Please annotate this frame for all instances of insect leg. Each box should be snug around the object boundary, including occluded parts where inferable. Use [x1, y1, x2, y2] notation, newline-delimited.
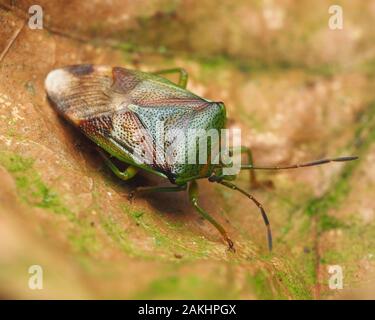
[98, 149, 138, 181]
[129, 184, 187, 201]
[188, 180, 235, 252]
[229, 146, 273, 189]
[213, 179, 272, 251]
[152, 68, 188, 89]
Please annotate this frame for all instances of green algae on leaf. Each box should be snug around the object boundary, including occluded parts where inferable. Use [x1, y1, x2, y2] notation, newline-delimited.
[0, 151, 74, 220]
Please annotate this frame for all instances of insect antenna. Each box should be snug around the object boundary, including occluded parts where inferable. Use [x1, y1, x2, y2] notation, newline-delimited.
[240, 156, 358, 170]
[216, 180, 272, 251]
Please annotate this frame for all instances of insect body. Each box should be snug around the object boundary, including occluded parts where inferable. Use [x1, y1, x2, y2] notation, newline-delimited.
[45, 64, 357, 252]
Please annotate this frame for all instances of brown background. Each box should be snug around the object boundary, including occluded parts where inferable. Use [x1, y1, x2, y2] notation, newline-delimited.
[0, 0, 374, 299]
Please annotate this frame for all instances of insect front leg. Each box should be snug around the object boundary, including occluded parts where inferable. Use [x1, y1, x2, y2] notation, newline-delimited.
[98, 149, 138, 181]
[152, 68, 188, 89]
[188, 180, 235, 252]
[229, 146, 273, 189]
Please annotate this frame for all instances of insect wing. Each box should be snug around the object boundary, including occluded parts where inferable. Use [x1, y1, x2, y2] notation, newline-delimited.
[45, 64, 158, 166]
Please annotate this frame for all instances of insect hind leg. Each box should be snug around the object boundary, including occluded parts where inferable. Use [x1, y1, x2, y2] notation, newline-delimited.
[128, 184, 187, 201]
[98, 149, 138, 181]
[152, 68, 188, 89]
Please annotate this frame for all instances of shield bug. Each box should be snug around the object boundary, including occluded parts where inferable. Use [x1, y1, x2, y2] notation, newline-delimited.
[45, 64, 357, 252]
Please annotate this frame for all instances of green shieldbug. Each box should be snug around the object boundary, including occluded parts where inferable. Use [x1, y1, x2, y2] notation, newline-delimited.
[45, 64, 357, 251]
